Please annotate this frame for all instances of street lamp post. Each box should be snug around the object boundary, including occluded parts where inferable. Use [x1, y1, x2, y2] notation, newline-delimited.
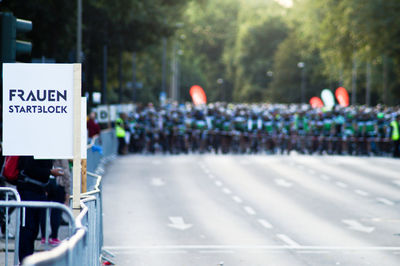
[161, 38, 167, 95]
[170, 30, 185, 103]
[297, 62, 305, 104]
[132, 52, 137, 103]
[217, 78, 224, 101]
[77, 0, 82, 63]
[170, 42, 179, 103]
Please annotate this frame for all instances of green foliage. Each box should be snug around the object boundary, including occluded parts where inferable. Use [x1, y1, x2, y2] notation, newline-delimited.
[296, 0, 400, 104]
[2, 0, 400, 105]
[1, 0, 75, 61]
[268, 32, 302, 103]
[232, 16, 288, 101]
[179, 0, 240, 102]
[1, 0, 190, 105]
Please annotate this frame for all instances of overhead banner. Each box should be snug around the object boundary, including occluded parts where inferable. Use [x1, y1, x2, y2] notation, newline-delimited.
[2, 63, 86, 159]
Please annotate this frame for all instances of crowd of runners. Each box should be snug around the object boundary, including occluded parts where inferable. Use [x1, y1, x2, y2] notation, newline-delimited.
[114, 103, 400, 157]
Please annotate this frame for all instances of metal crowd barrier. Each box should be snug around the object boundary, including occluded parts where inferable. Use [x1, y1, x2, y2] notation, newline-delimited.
[0, 201, 76, 266]
[87, 129, 117, 175]
[0, 187, 21, 266]
[19, 172, 105, 266]
[0, 129, 117, 266]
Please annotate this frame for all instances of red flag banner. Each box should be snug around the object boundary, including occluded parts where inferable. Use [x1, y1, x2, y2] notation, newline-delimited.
[335, 87, 349, 107]
[189, 85, 207, 106]
[309, 96, 324, 108]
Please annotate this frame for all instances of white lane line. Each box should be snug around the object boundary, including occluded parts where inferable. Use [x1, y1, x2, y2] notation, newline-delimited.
[104, 245, 400, 251]
[258, 219, 273, 229]
[222, 188, 232, 195]
[215, 181, 223, 187]
[151, 178, 165, 187]
[296, 251, 329, 254]
[199, 250, 234, 254]
[232, 196, 243, 203]
[320, 174, 331, 181]
[335, 182, 348, 189]
[148, 250, 188, 254]
[392, 180, 400, 187]
[376, 197, 395, 206]
[354, 189, 369, 197]
[274, 179, 293, 188]
[276, 234, 300, 247]
[114, 250, 188, 255]
[208, 174, 215, 179]
[244, 206, 256, 215]
[342, 219, 375, 233]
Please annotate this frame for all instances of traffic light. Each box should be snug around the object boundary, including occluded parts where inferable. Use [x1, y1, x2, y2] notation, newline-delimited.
[0, 12, 32, 63]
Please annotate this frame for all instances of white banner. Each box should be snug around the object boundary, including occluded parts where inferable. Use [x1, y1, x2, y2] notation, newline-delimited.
[2, 63, 86, 159]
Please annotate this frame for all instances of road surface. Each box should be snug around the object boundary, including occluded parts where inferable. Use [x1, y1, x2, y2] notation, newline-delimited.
[103, 154, 400, 266]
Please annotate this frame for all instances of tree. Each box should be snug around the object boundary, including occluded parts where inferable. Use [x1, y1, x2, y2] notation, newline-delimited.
[232, 16, 288, 101]
[180, 0, 240, 102]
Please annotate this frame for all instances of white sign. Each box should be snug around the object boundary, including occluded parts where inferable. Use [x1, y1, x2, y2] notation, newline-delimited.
[2, 63, 86, 159]
[96, 105, 110, 123]
[92, 92, 101, 104]
[109, 105, 118, 121]
[95, 103, 135, 124]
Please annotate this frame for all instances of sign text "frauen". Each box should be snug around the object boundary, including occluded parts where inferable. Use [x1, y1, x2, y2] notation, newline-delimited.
[8, 89, 68, 114]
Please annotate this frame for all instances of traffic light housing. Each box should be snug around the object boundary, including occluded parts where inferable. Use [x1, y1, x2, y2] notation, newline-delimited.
[0, 12, 32, 63]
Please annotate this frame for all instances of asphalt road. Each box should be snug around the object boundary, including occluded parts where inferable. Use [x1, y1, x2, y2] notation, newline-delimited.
[102, 154, 400, 266]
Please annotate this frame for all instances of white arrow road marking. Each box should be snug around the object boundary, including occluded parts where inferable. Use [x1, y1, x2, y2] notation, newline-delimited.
[151, 178, 165, 186]
[168, 217, 192, 231]
[376, 197, 395, 206]
[276, 234, 300, 247]
[258, 219, 273, 229]
[354, 189, 369, 197]
[275, 179, 293, 188]
[342, 219, 375, 233]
